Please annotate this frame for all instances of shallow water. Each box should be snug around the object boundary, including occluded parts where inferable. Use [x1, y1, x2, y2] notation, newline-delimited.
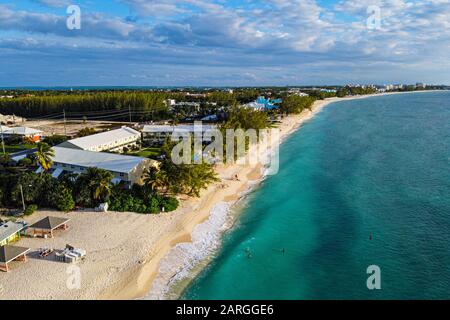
[182, 91, 450, 299]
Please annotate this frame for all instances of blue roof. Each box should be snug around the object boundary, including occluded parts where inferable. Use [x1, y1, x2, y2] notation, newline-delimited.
[254, 96, 282, 110]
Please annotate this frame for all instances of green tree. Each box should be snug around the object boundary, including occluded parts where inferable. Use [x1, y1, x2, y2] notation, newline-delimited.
[76, 127, 97, 137]
[184, 162, 219, 197]
[223, 104, 270, 131]
[53, 185, 75, 212]
[158, 141, 219, 197]
[76, 167, 113, 206]
[0, 154, 12, 170]
[35, 142, 55, 172]
[10, 172, 42, 206]
[143, 167, 168, 192]
[280, 95, 316, 114]
[43, 135, 68, 146]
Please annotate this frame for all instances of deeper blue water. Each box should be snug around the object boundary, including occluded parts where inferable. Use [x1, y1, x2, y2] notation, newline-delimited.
[182, 91, 450, 299]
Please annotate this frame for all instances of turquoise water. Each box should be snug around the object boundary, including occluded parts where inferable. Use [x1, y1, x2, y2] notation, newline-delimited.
[182, 91, 450, 299]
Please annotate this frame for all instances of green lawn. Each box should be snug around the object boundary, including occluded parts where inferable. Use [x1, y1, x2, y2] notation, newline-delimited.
[3, 143, 35, 154]
[129, 147, 161, 158]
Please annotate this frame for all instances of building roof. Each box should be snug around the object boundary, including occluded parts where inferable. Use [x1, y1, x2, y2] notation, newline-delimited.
[0, 221, 26, 243]
[244, 96, 281, 110]
[58, 126, 140, 150]
[4, 126, 42, 135]
[29, 216, 70, 231]
[0, 245, 30, 264]
[52, 147, 153, 174]
[143, 124, 217, 133]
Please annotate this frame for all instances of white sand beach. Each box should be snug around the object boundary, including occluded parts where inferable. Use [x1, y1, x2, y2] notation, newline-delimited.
[0, 91, 437, 300]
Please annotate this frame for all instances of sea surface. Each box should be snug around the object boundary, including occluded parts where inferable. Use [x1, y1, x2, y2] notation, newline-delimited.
[181, 91, 450, 299]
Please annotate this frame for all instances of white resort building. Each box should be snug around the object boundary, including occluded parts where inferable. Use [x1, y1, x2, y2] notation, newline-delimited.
[45, 147, 158, 186]
[58, 126, 141, 152]
[142, 124, 217, 145]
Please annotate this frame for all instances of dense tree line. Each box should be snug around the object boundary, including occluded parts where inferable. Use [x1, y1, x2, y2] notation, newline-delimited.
[0, 89, 276, 122]
[0, 92, 172, 121]
[337, 86, 377, 97]
[280, 95, 316, 114]
[0, 172, 73, 211]
[308, 90, 337, 100]
[222, 105, 271, 131]
[0, 169, 179, 214]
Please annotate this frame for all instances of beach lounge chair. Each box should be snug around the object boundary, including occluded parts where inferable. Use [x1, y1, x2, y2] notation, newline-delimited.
[72, 249, 86, 259]
[54, 245, 86, 263]
[55, 252, 65, 262]
[38, 247, 53, 258]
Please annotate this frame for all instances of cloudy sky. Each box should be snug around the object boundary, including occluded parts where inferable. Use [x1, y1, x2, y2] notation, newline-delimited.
[1, 0, 449, 86]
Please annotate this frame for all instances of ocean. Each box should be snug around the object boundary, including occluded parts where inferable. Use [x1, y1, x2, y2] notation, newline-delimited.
[181, 91, 450, 299]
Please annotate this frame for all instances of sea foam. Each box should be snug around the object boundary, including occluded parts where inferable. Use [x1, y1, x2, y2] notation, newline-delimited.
[143, 201, 232, 300]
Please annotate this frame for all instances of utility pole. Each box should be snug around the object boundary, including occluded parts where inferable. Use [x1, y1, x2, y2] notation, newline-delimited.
[0, 124, 5, 155]
[63, 109, 67, 136]
[20, 184, 26, 211]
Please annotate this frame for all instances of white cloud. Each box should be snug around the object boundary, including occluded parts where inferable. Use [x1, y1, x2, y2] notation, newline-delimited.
[33, 0, 71, 8]
[1, 0, 450, 85]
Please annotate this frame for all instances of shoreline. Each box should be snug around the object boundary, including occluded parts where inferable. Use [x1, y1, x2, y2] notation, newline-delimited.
[0, 90, 441, 300]
[100, 91, 418, 300]
[101, 89, 445, 300]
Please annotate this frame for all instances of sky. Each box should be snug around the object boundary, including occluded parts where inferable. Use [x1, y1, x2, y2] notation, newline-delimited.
[0, 0, 449, 87]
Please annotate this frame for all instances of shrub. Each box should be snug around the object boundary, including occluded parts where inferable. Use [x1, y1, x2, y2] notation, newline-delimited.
[54, 186, 75, 212]
[160, 196, 179, 212]
[147, 197, 160, 214]
[108, 188, 175, 214]
[77, 127, 96, 137]
[18, 157, 32, 167]
[43, 135, 68, 146]
[24, 204, 38, 216]
[10, 173, 42, 206]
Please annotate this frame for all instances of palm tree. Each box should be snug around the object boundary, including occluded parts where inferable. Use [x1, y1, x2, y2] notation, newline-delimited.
[35, 142, 55, 173]
[84, 167, 113, 203]
[143, 167, 167, 193]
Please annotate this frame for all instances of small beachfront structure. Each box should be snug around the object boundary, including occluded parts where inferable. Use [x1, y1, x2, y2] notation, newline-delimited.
[0, 245, 30, 272]
[29, 216, 70, 238]
[3, 126, 43, 142]
[47, 147, 158, 185]
[58, 126, 141, 152]
[142, 124, 217, 146]
[0, 220, 27, 246]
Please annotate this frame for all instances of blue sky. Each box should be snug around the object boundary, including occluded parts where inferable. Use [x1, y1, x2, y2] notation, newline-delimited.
[1, 0, 450, 86]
